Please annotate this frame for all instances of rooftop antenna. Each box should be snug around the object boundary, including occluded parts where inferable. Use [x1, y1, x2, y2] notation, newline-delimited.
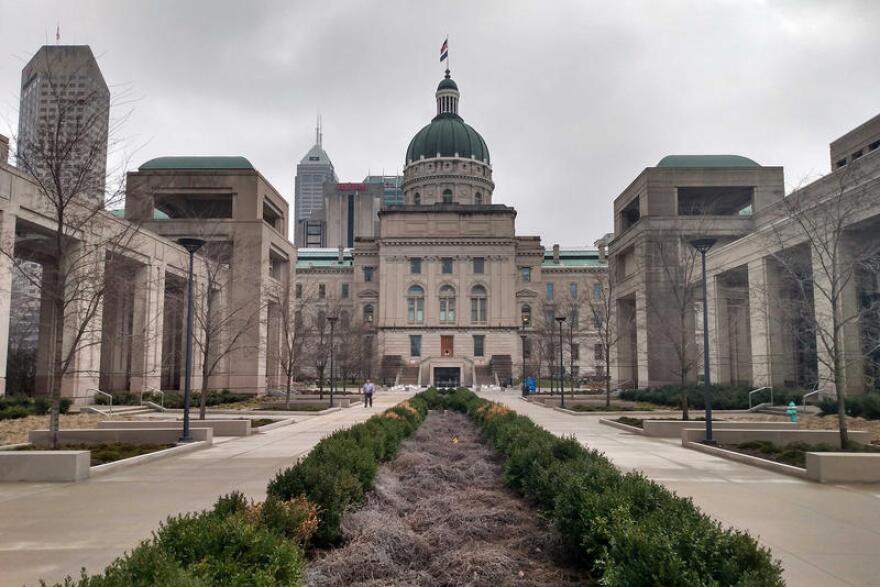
[315, 114, 322, 147]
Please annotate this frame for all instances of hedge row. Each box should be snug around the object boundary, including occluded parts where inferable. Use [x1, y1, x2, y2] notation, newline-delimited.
[427, 388, 784, 586]
[48, 394, 431, 585]
[819, 393, 880, 420]
[619, 384, 804, 411]
[0, 395, 71, 421]
[267, 394, 429, 543]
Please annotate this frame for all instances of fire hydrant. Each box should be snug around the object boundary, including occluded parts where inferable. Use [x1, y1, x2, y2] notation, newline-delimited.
[786, 401, 798, 423]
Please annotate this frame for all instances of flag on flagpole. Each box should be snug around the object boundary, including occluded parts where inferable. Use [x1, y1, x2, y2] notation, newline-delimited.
[440, 38, 448, 62]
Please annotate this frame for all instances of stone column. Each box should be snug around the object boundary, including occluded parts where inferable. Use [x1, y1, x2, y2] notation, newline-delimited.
[0, 211, 14, 396]
[707, 274, 730, 385]
[748, 258, 772, 387]
[635, 289, 649, 387]
[129, 263, 165, 392]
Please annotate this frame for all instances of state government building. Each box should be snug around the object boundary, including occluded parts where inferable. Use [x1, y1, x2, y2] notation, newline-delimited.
[294, 71, 608, 388]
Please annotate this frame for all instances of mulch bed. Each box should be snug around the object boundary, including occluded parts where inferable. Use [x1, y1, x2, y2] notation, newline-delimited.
[305, 411, 590, 586]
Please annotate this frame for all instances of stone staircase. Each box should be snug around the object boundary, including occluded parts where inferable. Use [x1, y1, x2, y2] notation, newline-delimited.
[398, 365, 420, 386]
[489, 355, 513, 386]
[474, 365, 494, 386]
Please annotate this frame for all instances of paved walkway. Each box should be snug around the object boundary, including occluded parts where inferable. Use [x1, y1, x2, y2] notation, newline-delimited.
[479, 391, 880, 587]
[0, 392, 412, 587]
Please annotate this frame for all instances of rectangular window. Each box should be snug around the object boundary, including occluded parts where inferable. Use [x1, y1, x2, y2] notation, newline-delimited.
[571, 343, 580, 360]
[593, 283, 603, 300]
[595, 343, 604, 361]
[520, 266, 531, 282]
[410, 335, 422, 357]
[441, 257, 453, 274]
[295, 284, 302, 299]
[471, 298, 487, 323]
[318, 283, 326, 299]
[341, 284, 349, 298]
[363, 266, 375, 282]
[473, 257, 485, 274]
[410, 258, 422, 274]
[570, 309, 579, 329]
[473, 335, 485, 357]
[546, 283, 554, 300]
[544, 309, 555, 325]
[569, 283, 577, 298]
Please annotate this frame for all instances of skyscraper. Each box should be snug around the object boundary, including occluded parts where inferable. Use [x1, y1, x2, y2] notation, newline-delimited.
[17, 45, 110, 205]
[363, 174, 404, 207]
[294, 120, 336, 246]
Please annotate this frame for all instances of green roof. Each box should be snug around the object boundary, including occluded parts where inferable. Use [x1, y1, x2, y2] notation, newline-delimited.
[437, 77, 459, 91]
[657, 155, 760, 168]
[139, 156, 255, 171]
[406, 113, 489, 164]
[296, 248, 353, 269]
[542, 249, 606, 268]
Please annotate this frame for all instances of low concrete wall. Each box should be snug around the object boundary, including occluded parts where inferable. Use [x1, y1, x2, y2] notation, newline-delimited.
[96, 419, 250, 436]
[0, 451, 90, 482]
[261, 399, 351, 409]
[681, 428, 873, 448]
[806, 453, 880, 483]
[28, 427, 212, 447]
[643, 420, 798, 438]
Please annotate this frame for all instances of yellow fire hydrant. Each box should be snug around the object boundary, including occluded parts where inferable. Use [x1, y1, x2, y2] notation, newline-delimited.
[786, 401, 798, 423]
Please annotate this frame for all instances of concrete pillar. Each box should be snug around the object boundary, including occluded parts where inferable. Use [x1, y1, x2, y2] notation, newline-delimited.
[748, 258, 772, 387]
[129, 263, 165, 392]
[0, 211, 15, 396]
[635, 290, 649, 387]
[707, 274, 730, 384]
[749, 257, 797, 388]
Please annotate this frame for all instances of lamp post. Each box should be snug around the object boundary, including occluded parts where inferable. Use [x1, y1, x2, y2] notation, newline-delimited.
[177, 238, 206, 443]
[520, 323, 528, 397]
[555, 315, 567, 408]
[690, 238, 717, 444]
[328, 315, 338, 408]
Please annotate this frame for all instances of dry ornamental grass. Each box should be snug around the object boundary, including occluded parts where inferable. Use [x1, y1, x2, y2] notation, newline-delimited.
[305, 411, 590, 586]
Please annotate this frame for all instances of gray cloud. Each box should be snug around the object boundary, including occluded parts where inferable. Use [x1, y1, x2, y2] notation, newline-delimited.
[1, 0, 878, 244]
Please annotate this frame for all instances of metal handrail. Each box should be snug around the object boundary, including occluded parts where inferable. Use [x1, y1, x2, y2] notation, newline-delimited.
[86, 388, 112, 415]
[748, 386, 773, 410]
[802, 389, 824, 413]
[142, 387, 164, 407]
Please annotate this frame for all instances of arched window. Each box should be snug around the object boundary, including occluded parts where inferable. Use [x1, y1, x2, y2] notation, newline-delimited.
[442, 189, 453, 204]
[474, 192, 483, 205]
[439, 285, 456, 323]
[363, 304, 374, 323]
[470, 285, 487, 323]
[413, 192, 421, 206]
[521, 304, 532, 327]
[407, 285, 425, 323]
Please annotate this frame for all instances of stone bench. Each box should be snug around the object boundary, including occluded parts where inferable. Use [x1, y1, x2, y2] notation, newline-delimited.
[28, 427, 213, 447]
[806, 453, 880, 483]
[0, 451, 90, 482]
[643, 420, 798, 438]
[681, 428, 873, 448]
[97, 419, 250, 436]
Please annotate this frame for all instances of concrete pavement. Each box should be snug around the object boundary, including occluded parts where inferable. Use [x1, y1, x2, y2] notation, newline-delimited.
[479, 390, 880, 587]
[0, 391, 412, 587]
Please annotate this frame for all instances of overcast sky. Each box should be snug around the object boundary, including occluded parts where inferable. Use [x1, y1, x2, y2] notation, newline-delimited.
[1, 0, 878, 245]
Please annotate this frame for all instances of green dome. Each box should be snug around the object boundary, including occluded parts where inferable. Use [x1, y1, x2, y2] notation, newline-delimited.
[437, 77, 458, 91]
[406, 113, 490, 164]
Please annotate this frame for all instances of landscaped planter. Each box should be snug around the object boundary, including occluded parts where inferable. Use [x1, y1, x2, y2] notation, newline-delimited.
[806, 452, 880, 483]
[260, 398, 352, 410]
[96, 419, 251, 436]
[0, 450, 90, 481]
[680, 427, 873, 447]
[641, 420, 798, 438]
[28, 426, 213, 446]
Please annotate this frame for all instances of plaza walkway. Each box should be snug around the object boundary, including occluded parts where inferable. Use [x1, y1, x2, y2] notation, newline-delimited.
[479, 390, 880, 587]
[0, 391, 412, 587]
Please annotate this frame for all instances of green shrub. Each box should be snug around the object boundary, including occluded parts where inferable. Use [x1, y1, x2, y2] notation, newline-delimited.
[819, 393, 880, 419]
[619, 384, 803, 411]
[453, 389, 784, 585]
[0, 395, 70, 420]
[162, 390, 250, 409]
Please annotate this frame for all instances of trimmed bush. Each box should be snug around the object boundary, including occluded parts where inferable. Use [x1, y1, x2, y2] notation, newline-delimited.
[267, 396, 428, 544]
[620, 384, 803, 411]
[819, 393, 880, 420]
[162, 390, 250, 409]
[0, 395, 71, 420]
[432, 388, 784, 586]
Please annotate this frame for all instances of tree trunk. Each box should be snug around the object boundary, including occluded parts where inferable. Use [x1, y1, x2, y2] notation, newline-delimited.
[198, 370, 209, 420]
[681, 373, 690, 421]
[605, 369, 611, 408]
[49, 267, 66, 450]
[285, 372, 292, 410]
[832, 316, 849, 449]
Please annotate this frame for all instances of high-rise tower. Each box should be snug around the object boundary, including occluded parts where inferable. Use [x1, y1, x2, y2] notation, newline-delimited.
[294, 118, 337, 246]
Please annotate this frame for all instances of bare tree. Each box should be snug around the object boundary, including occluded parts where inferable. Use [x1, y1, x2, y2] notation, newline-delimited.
[2, 50, 139, 447]
[767, 167, 880, 448]
[588, 274, 628, 407]
[269, 281, 316, 409]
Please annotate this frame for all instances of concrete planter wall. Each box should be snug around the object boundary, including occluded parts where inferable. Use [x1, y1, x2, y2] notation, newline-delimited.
[96, 419, 250, 436]
[261, 398, 352, 409]
[806, 453, 880, 483]
[680, 428, 873, 448]
[0, 451, 90, 482]
[642, 420, 798, 438]
[28, 427, 213, 446]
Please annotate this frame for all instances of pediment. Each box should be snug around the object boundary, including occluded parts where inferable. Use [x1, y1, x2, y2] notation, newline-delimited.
[515, 288, 538, 298]
[358, 289, 379, 298]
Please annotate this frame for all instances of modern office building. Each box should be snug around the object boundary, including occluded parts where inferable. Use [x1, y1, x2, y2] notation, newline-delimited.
[294, 122, 337, 247]
[364, 174, 405, 207]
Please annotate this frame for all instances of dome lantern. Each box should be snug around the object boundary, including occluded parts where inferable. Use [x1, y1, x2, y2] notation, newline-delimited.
[436, 69, 460, 116]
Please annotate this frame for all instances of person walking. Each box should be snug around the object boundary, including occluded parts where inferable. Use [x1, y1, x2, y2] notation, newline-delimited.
[362, 379, 374, 408]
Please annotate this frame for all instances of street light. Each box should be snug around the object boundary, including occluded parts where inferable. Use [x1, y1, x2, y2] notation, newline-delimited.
[690, 237, 717, 444]
[555, 315, 567, 409]
[520, 322, 528, 397]
[328, 315, 338, 408]
[177, 237, 206, 443]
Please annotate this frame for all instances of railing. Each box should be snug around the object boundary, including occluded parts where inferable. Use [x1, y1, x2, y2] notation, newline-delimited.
[802, 388, 824, 413]
[142, 387, 164, 408]
[748, 386, 773, 410]
[86, 389, 112, 415]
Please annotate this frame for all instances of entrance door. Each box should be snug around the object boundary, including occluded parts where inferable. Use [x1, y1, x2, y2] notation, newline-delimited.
[441, 335, 454, 357]
[434, 367, 461, 389]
